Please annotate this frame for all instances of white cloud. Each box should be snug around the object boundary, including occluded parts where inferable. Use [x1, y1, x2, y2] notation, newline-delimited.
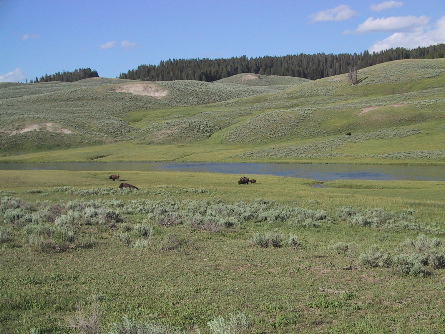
[99, 41, 116, 50]
[309, 5, 358, 23]
[431, 16, 445, 42]
[0, 68, 26, 82]
[356, 16, 429, 33]
[369, 15, 445, 53]
[121, 40, 137, 49]
[22, 33, 40, 40]
[100, 41, 137, 50]
[370, 1, 403, 12]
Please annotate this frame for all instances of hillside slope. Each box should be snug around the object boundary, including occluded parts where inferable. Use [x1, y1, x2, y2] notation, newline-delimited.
[0, 59, 444, 164]
[0, 76, 301, 154]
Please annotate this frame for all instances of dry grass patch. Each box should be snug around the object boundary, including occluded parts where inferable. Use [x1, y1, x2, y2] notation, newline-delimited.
[360, 104, 406, 115]
[5, 122, 73, 135]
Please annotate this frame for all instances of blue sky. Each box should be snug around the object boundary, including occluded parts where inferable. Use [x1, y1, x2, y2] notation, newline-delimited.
[1, 0, 444, 82]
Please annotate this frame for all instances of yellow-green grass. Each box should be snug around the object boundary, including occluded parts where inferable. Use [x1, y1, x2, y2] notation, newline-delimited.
[2, 170, 445, 333]
[2, 169, 444, 215]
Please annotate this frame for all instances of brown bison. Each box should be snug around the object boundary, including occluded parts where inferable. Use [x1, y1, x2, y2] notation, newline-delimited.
[109, 174, 120, 181]
[238, 176, 250, 185]
[249, 178, 257, 184]
[119, 183, 138, 190]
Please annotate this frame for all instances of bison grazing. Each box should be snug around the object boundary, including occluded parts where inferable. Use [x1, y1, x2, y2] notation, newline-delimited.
[119, 183, 138, 190]
[238, 176, 250, 185]
[109, 174, 120, 181]
[249, 179, 257, 184]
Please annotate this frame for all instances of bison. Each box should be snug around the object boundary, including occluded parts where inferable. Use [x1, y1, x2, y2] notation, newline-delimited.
[109, 174, 120, 181]
[249, 178, 257, 184]
[119, 182, 138, 190]
[238, 176, 250, 185]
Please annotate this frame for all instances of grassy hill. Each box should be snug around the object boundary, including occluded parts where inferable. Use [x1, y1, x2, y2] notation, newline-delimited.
[0, 59, 444, 164]
[1, 59, 445, 334]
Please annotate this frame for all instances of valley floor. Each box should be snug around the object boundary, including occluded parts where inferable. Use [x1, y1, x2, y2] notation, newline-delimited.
[1, 170, 445, 333]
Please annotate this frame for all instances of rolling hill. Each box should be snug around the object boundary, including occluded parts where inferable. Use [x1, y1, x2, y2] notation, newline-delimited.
[0, 59, 444, 164]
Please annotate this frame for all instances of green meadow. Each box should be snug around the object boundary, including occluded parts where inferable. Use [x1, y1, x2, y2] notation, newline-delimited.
[1, 170, 445, 333]
[1, 59, 445, 333]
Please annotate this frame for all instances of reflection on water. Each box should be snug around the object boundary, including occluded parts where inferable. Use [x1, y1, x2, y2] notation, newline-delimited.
[0, 162, 444, 181]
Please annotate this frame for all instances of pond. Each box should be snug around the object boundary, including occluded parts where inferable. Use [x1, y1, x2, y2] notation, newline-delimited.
[1, 162, 444, 182]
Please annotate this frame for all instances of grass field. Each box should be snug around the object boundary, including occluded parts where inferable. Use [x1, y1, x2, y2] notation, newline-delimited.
[1, 170, 445, 333]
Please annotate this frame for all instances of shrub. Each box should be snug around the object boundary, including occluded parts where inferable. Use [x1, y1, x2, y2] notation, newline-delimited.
[23, 222, 56, 238]
[77, 235, 97, 249]
[0, 196, 34, 211]
[268, 233, 284, 248]
[120, 224, 133, 232]
[67, 296, 102, 334]
[207, 312, 251, 334]
[350, 208, 391, 227]
[359, 246, 392, 268]
[3, 208, 33, 226]
[156, 212, 183, 227]
[27, 235, 70, 253]
[392, 254, 429, 277]
[399, 234, 445, 269]
[134, 224, 153, 239]
[252, 233, 269, 248]
[331, 242, 350, 255]
[57, 225, 76, 243]
[115, 232, 131, 246]
[160, 233, 184, 251]
[84, 207, 123, 226]
[339, 207, 419, 229]
[55, 211, 82, 227]
[360, 235, 445, 276]
[252, 232, 285, 248]
[287, 234, 301, 248]
[109, 316, 184, 334]
[337, 206, 357, 220]
[0, 226, 12, 243]
[132, 239, 151, 249]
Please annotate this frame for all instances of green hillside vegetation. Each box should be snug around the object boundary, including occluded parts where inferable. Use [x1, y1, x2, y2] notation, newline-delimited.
[1, 170, 445, 333]
[0, 58, 444, 164]
[0, 76, 299, 156]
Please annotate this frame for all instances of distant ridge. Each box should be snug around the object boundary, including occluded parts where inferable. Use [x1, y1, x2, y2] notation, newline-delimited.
[119, 44, 445, 82]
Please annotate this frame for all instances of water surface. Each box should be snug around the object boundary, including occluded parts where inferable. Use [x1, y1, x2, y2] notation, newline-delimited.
[1, 162, 444, 182]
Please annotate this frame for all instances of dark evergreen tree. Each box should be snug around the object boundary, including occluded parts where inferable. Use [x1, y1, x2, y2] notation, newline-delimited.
[34, 68, 99, 83]
[119, 44, 445, 82]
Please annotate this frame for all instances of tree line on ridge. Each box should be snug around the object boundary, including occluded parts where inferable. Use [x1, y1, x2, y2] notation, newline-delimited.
[30, 44, 445, 83]
[119, 44, 445, 82]
[30, 68, 99, 83]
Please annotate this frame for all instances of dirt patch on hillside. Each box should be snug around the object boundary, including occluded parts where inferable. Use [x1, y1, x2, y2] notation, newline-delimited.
[115, 83, 168, 98]
[7, 123, 72, 135]
[241, 74, 260, 82]
[360, 104, 405, 115]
